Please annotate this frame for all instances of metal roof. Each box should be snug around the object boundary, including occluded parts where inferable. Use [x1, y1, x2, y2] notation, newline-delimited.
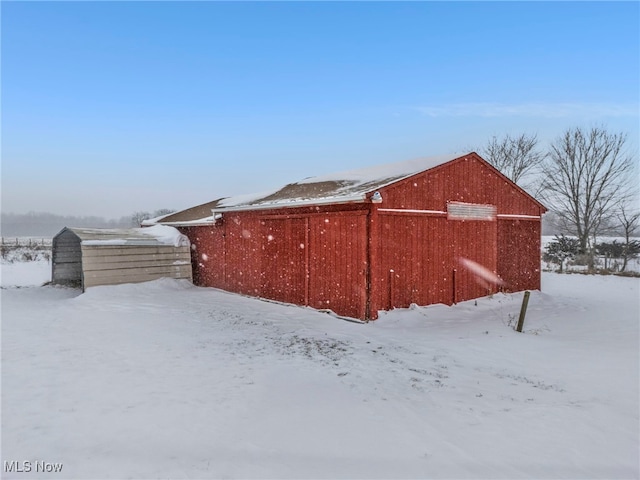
[56, 226, 190, 247]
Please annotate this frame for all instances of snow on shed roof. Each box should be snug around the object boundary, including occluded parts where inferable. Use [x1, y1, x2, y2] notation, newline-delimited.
[156, 153, 468, 225]
[59, 225, 190, 247]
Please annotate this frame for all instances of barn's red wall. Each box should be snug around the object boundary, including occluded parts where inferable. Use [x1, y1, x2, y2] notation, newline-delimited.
[181, 206, 369, 320]
[380, 154, 543, 216]
[180, 153, 544, 320]
[307, 212, 368, 319]
[497, 219, 542, 292]
[367, 154, 542, 317]
[369, 213, 499, 315]
[372, 214, 451, 310]
[262, 217, 307, 305]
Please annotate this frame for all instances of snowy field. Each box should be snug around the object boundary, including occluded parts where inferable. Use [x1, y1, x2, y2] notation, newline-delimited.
[1, 260, 639, 479]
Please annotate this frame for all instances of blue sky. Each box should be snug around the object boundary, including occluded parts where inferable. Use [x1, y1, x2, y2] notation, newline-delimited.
[2, 1, 638, 218]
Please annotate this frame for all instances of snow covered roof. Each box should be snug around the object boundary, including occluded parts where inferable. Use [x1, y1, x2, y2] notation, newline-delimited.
[59, 225, 190, 247]
[216, 153, 465, 212]
[156, 153, 470, 225]
[148, 199, 225, 225]
[140, 211, 178, 227]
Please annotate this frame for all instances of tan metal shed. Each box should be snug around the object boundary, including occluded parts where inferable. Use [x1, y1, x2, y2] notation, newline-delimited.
[52, 226, 192, 289]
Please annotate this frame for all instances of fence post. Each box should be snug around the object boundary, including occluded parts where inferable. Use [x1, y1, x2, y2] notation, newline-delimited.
[516, 291, 531, 333]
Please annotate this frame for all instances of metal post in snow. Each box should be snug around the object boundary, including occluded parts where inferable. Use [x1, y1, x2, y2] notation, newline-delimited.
[516, 290, 531, 333]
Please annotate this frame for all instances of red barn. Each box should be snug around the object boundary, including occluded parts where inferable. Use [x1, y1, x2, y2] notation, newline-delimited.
[154, 152, 546, 320]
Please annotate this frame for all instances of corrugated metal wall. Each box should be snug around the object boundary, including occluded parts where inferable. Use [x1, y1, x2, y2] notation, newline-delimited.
[52, 230, 193, 289]
[81, 245, 192, 288]
[52, 230, 83, 287]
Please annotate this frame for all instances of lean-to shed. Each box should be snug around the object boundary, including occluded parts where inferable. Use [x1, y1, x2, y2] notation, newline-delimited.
[52, 225, 192, 290]
[153, 152, 546, 320]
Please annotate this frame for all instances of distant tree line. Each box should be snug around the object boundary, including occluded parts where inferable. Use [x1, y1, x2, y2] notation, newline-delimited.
[1, 209, 175, 237]
[130, 209, 176, 227]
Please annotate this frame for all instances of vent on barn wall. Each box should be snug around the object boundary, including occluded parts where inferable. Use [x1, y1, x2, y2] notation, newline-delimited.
[210, 211, 224, 226]
[370, 191, 383, 203]
[447, 202, 496, 221]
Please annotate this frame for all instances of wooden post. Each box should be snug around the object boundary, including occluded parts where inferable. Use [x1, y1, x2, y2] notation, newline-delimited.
[516, 290, 531, 332]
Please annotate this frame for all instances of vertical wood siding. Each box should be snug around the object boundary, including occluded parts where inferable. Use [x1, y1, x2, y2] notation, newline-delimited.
[307, 212, 368, 319]
[382, 155, 543, 216]
[181, 226, 226, 288]
[373, 214, 451, 310]
[182, 153, 543, 320]
[183, 209, 368, 319]
[449, 218, 498, 303]
[371, 213, 498, 314]
[368, 153, 540, 317]
[262, 218, 307, 305]
[497, 219, 541, 292]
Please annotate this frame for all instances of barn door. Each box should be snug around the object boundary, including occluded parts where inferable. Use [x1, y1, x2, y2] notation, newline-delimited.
[450, 219, 498, 303]
[307, 214, 368, 319]
[261, 218, 307, 305]
[376, 214, 450, 310]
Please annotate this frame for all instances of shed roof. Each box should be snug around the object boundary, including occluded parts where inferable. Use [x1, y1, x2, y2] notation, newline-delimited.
[57, 225, 190, 247]
[156, 153, 470, 225]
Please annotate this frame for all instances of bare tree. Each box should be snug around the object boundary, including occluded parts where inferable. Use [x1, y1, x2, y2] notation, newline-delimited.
[541, 126, 635, 258]
[130, 209, 175, 227]
[617, 202, 640, 272]
[131, 211, 151, 227]
[153, 208, 175, 217]
[480, 133, 546, 187]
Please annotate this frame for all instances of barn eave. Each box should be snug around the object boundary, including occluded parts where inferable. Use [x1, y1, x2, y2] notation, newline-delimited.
[210, 192, 369, 214]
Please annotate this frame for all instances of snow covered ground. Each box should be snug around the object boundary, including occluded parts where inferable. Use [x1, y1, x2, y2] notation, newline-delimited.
[0, 260, 51, 288]
[2, 260, 639, 479]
